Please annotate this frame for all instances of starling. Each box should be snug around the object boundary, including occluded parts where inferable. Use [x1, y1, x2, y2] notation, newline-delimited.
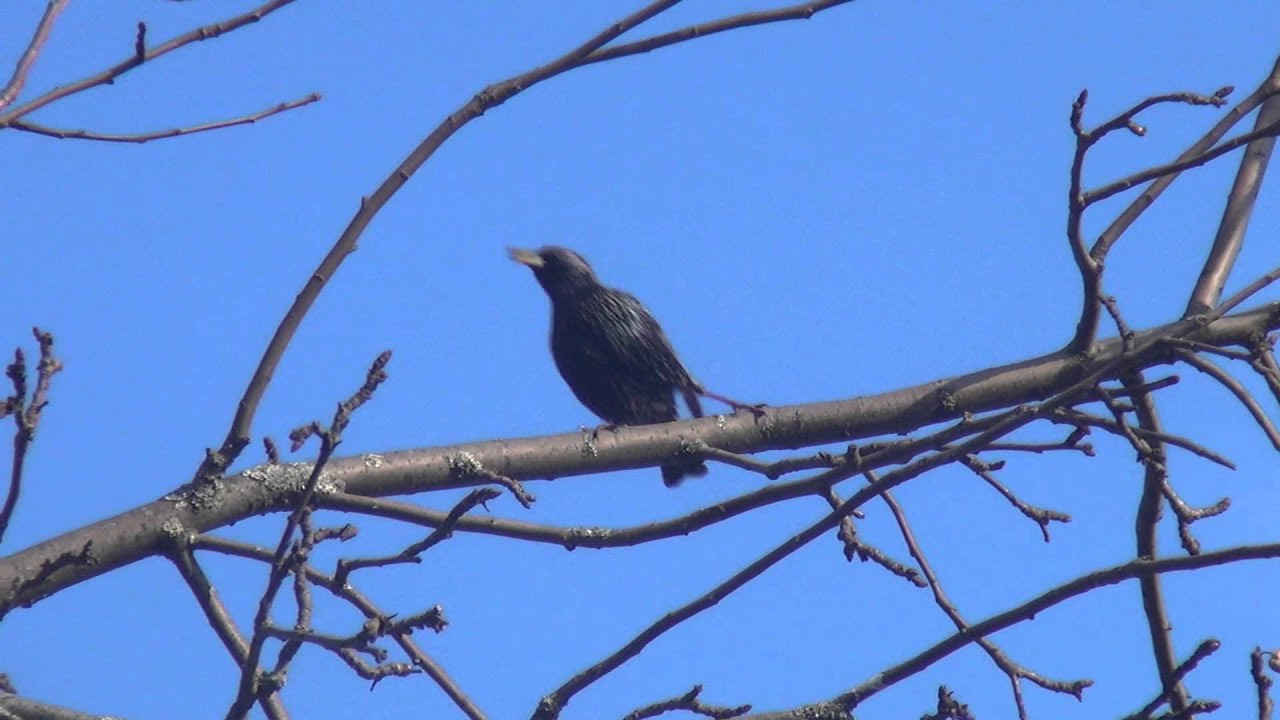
[509, 245, 708, 486]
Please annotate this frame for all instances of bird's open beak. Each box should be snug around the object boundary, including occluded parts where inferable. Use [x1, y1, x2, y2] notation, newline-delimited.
[507, 247, 544, 268]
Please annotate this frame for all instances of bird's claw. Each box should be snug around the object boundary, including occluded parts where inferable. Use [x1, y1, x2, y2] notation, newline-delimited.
[732, 402, 769, 419]
[588, 423, 620, 441]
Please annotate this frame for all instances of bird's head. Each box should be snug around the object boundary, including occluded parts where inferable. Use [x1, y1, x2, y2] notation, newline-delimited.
[508, 246, 600, 299]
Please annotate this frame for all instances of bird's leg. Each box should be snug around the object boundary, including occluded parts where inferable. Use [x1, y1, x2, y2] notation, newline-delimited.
[696, 386, 768, 418]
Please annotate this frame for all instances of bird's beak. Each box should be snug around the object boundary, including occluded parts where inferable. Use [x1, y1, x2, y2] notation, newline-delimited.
[507, 247, 544, 268]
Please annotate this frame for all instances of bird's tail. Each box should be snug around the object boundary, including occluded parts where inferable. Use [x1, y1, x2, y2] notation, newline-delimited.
[662, 459, 709, 487]
[665, 382, 707, 486]
[680, 384, 704, 418]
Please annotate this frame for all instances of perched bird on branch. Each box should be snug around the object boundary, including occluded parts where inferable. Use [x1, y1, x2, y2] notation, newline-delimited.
[509, 245, 711, 486]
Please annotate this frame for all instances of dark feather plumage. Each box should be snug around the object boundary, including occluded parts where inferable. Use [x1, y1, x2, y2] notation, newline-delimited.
[510, 246, 707, 486]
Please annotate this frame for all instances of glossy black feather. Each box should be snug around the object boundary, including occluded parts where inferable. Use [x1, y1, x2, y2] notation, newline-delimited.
[512, 246, 707, 486]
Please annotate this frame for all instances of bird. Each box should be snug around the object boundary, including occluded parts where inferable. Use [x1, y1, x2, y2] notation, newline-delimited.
[509, 245, 709, 486]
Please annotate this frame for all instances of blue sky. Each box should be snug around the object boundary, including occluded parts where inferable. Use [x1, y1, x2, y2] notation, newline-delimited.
[3, 2, 1280, 718]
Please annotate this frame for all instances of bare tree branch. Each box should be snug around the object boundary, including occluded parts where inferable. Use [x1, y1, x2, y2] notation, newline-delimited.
[0, 0, 302, 124]
[193, 534, 483, 718]
[0, 0, 71, 110]
[226, 351, 390, 719]
[583, 0, 853, 66]
[1123, 371, 1190, 713]
[4, 303, 1279, 617]
[1067, 85, 1233, 351]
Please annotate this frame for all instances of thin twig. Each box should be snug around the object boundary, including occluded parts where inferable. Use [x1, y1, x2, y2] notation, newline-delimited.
[875, 473, 1089, 719]
[1066, 89, 1103, 351]
[1052, 408, 1236, 470]
[820, 486, 924, 586]
[269, 513, 318, 679]
[168, 539, 289, 719]
[333, 487, 500, 587]
[194, 534, 482, 718]
[621, 685, 751, 720]
[1164, 337, 1254, 361]
[1093, 375, 1181, 398]
[1127, 639, 1221, 719]
[1086, 115, 1280, 206]
[0, 328, 62, 545]
[1124, 371, 1189, 714]
[447, 453, 535, 508]
[1086, 89, 1232, 144]
[1174, 348, 1280, 449]
[700, 444, 845, 479]
[1101, 293, 1137, 353]
[1251, 647, 1275, 720]
[1246, 334, 1280, 407]
[979, 434, 1096, 456]
[840, 543, 1280, 709]
[583, 0, 853, 66]
[227, 352, 390, 719]
[8, 93, 320, 143]
[957, 456, 1071, 542]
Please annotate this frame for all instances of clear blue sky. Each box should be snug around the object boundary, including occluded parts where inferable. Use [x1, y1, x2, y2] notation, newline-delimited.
[3, 2, 1280, 718]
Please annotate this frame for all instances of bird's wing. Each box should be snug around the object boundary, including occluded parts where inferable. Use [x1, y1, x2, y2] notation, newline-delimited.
[592, 290, 699, 390]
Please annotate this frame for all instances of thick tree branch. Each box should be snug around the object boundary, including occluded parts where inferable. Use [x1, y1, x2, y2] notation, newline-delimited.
[0, 693, 109, 720]
[1185, 63, 1280, 315]
[3, 304, 1278, 617]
